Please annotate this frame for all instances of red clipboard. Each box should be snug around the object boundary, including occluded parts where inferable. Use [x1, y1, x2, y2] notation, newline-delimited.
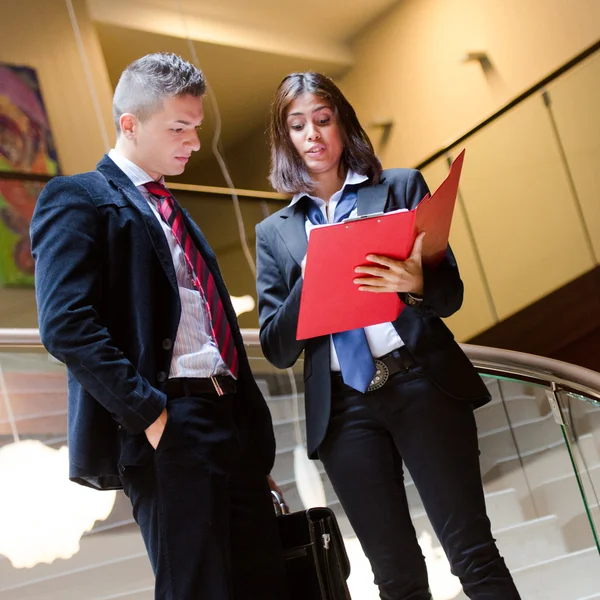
[296, 150, 465, 340]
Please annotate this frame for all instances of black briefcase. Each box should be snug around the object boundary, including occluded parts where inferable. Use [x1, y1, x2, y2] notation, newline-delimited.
[272, 492, 352, 600]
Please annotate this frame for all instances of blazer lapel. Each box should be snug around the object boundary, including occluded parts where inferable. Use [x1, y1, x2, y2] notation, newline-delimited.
[275, 201, 308, 267]
[96, 156, 178, 294]
[275, 183, 390, 267]
[356, 182, 390, 216]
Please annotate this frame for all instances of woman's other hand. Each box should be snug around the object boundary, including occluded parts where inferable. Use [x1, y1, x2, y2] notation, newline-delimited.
[354, 231, 425, 295]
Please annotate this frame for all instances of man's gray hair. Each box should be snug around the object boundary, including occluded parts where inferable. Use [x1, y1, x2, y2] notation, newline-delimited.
[112, 53, 206, 134]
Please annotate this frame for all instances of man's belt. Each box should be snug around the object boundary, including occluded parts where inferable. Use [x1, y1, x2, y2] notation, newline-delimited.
[165, 375, 237, 398]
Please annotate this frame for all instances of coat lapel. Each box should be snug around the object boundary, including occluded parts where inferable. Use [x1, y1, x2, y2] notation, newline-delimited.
[95, 155, 244, 354]
[275, 200, 309, 267]
[356, 182, 390, 216]
[276, 181, 390, 267]
[96, 156, 178, 294]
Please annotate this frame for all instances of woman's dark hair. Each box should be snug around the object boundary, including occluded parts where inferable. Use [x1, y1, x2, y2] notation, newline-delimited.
[268, 72, 382, 194]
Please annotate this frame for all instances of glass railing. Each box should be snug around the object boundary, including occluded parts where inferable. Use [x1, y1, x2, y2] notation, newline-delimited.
[417, 46, 600, 345]
[1, 329, 599, 599]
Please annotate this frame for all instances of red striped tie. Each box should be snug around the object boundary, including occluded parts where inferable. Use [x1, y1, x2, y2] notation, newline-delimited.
[144, 181, 239, 378]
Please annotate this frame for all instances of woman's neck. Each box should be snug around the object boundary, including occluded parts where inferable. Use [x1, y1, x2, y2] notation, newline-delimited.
[312, 167, 346, 203]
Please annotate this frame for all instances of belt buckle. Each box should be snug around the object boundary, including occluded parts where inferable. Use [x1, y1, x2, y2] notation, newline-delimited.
[367, 359, 389, 392]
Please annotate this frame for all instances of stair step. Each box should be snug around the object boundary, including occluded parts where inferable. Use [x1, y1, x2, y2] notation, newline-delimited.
[483, 438, 588, 491]
[512, 547, 600, 600]
[494, 515, 567, 569]
[410, 487, 526, 534]
[0, 529, 152, 600]
[477, 412, 565, 461]
[95, 589, 153, 600]
[474, 392, 550, 433]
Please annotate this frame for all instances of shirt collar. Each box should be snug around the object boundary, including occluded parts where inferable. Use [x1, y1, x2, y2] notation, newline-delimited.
[108, 148, 165, 188]
[289, 169, 369, 207]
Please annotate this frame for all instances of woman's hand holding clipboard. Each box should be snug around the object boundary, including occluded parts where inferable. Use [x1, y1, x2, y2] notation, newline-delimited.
[296, 150, 465, 340]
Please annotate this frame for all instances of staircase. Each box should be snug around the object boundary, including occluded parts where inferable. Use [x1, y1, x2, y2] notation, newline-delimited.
[1, 351, 599, 599]
[259, 373, 600, 600]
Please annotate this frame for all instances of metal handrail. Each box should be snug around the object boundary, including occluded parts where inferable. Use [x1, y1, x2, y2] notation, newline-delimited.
[461, 344, 600, 403]
[2, 328, 600, 402]
[0, 329, 43, 346]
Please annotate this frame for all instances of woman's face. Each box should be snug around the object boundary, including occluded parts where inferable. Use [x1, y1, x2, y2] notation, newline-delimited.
[286, 92, 344, 179]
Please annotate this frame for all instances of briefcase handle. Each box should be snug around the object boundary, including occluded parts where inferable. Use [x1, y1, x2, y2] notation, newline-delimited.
[271, 490, 290, 517]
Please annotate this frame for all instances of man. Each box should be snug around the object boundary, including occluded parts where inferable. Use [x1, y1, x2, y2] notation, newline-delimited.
[31, 53, 287, 600]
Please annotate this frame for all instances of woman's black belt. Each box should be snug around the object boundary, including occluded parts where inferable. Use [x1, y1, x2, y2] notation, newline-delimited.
[331, 346, 418, 393]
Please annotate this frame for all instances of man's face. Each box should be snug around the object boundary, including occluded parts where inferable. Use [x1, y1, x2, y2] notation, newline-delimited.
[126, 94, 204, 180]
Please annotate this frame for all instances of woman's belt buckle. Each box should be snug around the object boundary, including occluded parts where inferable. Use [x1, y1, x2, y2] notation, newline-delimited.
[367, 359, 389, 392]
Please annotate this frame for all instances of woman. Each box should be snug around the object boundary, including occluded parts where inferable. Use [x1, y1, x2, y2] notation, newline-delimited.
[255, 72, 521, 599]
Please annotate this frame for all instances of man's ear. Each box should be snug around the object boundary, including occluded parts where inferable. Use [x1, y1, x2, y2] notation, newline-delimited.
[119, 113, 137, 139]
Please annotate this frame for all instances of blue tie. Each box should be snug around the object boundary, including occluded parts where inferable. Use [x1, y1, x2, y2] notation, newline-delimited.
[306, 189, 376, 393]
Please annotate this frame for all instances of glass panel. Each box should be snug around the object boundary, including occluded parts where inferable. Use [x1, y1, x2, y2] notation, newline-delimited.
[248, 347, 600, 599]
[0, 347, 67, 449]
[547, 51, 600, 262]
[394, 374, 600, 599]
[0, 347, 153, 599]
[421, 156, 498, 342]
[2, 339, 600, 598]
[555, 390, 600, 552]
[457, 91, 596, 321]
[490, 380, 600, 597]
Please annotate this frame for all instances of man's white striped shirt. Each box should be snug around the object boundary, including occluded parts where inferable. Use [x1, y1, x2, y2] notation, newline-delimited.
[108, 149, 231, 379]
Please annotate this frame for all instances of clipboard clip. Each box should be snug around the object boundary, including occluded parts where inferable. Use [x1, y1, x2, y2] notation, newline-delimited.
[342, 211, 385, 223]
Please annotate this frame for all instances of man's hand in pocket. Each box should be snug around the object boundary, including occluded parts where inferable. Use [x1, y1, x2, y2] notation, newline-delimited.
[145, 408, 168, 449]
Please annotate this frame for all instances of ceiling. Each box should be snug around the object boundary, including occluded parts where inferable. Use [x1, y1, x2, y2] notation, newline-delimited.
[95, 22, 346, 151]
[89, 0, 401, 186]
[137, 0, 400, 44]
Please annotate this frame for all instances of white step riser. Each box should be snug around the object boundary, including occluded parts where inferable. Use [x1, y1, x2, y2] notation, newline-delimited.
[478, 414, 566, 462]
[474, 395, 550, 433]
[410, 513, 566, 570]
[410, 488, 526, 532]
[3, 557, 153, 600]
[512, 548, 600, 600]
[0, 527, 147, 589]
[0, 540, 152, 600]
[483, 433, 600, 491]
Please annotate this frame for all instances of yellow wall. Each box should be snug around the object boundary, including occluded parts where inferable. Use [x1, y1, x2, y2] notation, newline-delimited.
[1, 0, 598, 340]
[338, 0, 600, 341]
[179, 125, 273, 192]
[225, 126, 273, 192]
[0, 0, 114, 175]
[420, 157, 499, 341]
[420, 72, 600, 342]
[548, 53, 600, 263]
[341, 0, 600, 168]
